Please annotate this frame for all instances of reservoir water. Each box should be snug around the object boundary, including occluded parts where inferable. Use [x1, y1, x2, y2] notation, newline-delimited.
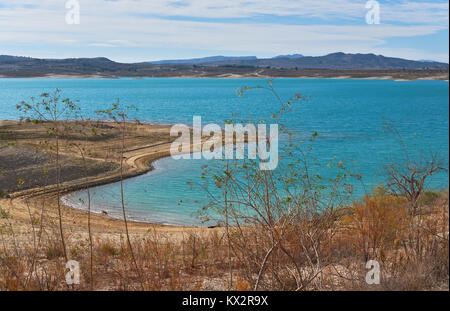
[0, 78, 448, 225]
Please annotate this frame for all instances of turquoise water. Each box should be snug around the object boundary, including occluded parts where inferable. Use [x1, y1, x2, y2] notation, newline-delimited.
[0, 78, 448, 225]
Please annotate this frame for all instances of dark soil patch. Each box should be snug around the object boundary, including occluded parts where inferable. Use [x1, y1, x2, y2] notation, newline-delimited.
[0, 145, 118, 195]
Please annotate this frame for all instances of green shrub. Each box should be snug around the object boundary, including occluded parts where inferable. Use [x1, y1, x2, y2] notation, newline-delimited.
[420, 190, 441, 206]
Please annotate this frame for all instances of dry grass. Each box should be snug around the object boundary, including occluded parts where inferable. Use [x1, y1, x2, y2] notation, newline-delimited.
[0, 190, 447, 291]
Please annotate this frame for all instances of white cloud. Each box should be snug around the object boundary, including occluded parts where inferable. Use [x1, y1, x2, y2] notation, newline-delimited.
[88, 43, 116, 47]
[81, 0, 449, 25]
[2, 0, 448, 23]
[0, 0, 448, 62]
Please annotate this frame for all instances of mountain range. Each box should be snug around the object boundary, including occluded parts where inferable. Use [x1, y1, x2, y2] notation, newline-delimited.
[148, 55, 258, 65]
[147, 54, 304, 65]
[0, 53, 448, 78]
[150, 52, 446, 69]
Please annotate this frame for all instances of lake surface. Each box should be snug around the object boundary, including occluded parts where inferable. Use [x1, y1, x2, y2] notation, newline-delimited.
[0, 78, 448, 225]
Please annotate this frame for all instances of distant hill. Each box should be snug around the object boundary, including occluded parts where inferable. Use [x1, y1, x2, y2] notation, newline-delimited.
[147, 56, 258, 65]
[273, 54, 304, 59]
[0, 55, 114, 64]
[0, 55, 130, 77]
[147, 54, 304, 65]
[0, 55, 37, 63]
[418, 59, 438, 63]
[0, 53, 448, 78]
[144, 52, 448, 69]
[196, 52, 449, 69]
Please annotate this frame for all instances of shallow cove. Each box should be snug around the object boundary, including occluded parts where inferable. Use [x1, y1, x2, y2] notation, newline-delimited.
[62, 156, 217, 226]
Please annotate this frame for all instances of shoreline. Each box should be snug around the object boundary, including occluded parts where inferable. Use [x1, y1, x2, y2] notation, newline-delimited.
[3, 160, 214, 239]
[1, 73, 449, 81]
[59, 155, 206, 228]
[10, 144, 197, 229]
[1, 120, 220, 233]
[0, 121, 213, 235]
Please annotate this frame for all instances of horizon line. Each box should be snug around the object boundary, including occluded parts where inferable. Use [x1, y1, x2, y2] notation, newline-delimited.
[2, 52, 449, 65]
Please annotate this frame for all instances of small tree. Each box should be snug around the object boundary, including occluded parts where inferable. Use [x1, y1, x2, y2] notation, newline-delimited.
[385, 153, 447, 216]
[199, 81, 353, 290]
[17, 89, 79, 262]
[69, 117, 96, 290]
[383, 121, 448, 216]
[96, 101, 144, 289]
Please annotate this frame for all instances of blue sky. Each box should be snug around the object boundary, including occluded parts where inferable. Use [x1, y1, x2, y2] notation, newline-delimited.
[0, 0, 448, 62]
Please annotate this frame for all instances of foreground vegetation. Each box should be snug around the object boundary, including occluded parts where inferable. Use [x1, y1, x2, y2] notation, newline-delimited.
[0, 88, 448, 291]
[0, 189, 448, 290]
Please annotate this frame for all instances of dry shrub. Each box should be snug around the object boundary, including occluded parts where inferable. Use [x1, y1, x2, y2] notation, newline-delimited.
[235, 279, 251, 291]
[338, 191, 449, 290]
[342, 192, 408, 262]
[46, 240, 66, 260]
[97, 238, 118, 257]
[0, 191, 448, 291]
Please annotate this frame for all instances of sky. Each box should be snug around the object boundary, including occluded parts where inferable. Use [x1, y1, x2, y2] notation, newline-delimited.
[0, 0, 448, 63]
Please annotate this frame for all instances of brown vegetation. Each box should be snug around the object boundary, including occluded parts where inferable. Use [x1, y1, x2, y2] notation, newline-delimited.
[0, 89, 448, 291]
[0, 188, 447, 290]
